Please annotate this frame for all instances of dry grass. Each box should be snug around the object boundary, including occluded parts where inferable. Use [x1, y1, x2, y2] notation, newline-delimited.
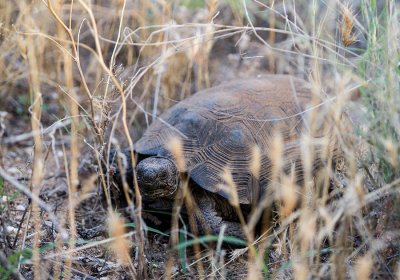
[0, 0, 399, 279]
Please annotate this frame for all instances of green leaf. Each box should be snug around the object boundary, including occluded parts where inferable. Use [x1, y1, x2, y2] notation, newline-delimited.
[172, 235, 247, 251]
[179, 228, 187, 275]
[125, 223, 169, 237]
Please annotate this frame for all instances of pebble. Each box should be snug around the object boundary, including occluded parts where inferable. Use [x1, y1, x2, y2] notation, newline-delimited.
[7, 167, 20, 175]
[16, 205, 26, 211]
[7, 226, 17, 234]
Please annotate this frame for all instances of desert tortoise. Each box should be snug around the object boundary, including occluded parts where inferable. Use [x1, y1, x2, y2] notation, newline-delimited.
[112, 75, 332, 239]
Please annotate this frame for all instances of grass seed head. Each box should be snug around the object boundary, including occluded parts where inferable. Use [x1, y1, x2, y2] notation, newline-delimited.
[270, 132, 283, 177]
[108, 213, 131, 265]
[293, 261, 308, 280]
[250, 145, 261, 180]
[299, 212, 316, 246]
[354, 172, 365, 205]
[219, 167, 239, 207]
[340, 2, 357, 47]
[279, 175, 298, 219]
[382, 138, 398, 169]
[166, 136, 186, 171]
[353, 254, 372, 280]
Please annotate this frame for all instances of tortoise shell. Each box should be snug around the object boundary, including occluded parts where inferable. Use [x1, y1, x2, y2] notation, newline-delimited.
[134, 75, 318, 204]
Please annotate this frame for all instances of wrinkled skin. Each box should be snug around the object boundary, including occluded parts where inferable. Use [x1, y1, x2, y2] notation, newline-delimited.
[136, 156, 179, 199]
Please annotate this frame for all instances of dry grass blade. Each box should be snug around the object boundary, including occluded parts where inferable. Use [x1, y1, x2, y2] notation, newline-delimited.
[24, 22, 44, 279]
[0, 0, 398, 279]
[165, 136, 205, 279]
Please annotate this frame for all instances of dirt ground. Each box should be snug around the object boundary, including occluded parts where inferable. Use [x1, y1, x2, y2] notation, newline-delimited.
[1, 1, 399, 279]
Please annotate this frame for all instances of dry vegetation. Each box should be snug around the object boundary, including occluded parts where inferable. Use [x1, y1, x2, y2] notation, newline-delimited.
[0, 0, 399, 279]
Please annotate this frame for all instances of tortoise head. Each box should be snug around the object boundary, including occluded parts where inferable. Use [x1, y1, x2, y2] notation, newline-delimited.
[136, 156, 179, 199]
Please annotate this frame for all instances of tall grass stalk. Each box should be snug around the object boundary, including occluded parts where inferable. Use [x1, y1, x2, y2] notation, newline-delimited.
[26, 25, 44, 280]
[0, 0, 399, 279]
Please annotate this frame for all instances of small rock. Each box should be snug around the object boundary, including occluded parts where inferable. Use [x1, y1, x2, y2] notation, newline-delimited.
[172, 265, 179, 274]
[7, 167, 20, 175]
[7, 226, 17, 234]
[15, 205, 26, 211]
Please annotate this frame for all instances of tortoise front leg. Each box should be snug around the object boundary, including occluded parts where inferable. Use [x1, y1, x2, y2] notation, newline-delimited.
[195, 198, 246, 241]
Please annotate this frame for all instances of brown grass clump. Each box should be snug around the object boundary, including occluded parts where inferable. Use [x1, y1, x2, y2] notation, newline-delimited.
[340, 2, 358, 48]
[0, 0, 399, 279]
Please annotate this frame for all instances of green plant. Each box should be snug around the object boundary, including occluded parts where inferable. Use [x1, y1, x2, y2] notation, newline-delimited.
[357, 1, 400, 183]
[0, 177, 20, 211]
